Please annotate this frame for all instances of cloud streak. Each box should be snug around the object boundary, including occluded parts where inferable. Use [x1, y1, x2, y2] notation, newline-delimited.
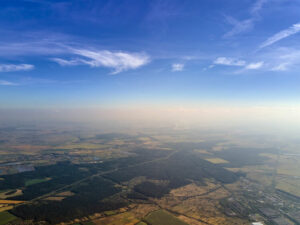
[224, 0, 268, 37]
[53, 49, 150, 74]
[213, 57, 266, 72]
[224, 17, 254, 38]
[51, 58, 82, 66]
[0, 80, 18, 86]
[0, 64, 34, 72]
[251, 0, 267, 15]
[213, 57, 246, 66]
[260, 23, 300, 49]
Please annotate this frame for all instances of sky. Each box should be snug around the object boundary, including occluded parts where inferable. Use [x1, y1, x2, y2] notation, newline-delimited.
[0, 0, 300, 111]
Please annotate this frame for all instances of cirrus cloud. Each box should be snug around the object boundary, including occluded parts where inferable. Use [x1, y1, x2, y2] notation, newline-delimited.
[260, 23, 300, 49]
[213, 57, 246, 66]
[53, 49, 150, 74]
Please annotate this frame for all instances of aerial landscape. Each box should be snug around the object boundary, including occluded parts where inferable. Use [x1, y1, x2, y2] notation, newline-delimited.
[0, 125, 299, 225]
[0, 0, 300, 224]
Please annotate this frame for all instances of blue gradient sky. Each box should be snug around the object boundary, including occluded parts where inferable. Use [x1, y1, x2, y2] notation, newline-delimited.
[0, 0, 300, 108]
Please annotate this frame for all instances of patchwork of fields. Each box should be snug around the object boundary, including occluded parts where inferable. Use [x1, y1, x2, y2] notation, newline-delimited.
[0, 127, 299, 225]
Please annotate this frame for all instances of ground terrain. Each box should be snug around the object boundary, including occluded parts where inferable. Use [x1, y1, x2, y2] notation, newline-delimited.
[0, 125, 299, 225]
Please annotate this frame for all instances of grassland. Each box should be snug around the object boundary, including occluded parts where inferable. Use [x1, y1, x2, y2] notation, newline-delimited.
[0, 206, 13, 212]
[81, 222, 95, 225]
[25, 177, 51, 186]
[135, 222, 147, 225]
[0, 211, 17, 225]
[144, 210, 188, 225]
[276, 177, 300, 197]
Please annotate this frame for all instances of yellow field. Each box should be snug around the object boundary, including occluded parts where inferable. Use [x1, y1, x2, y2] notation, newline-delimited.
[194, 149, 212, 154]
[0, 200, 24, 204]
[0, 206, 13, 212]
[0, 189, 23, 199]
[56, 143, 110, 150]
[129, 204, 159, 219]
[93, 212, 139, 225]
[44, 196, 65, 201]
[170, 182, 218, 197]
[56, 191, 74, 196]
[276, 177, 300, 197]
[205, 158, 229, 164]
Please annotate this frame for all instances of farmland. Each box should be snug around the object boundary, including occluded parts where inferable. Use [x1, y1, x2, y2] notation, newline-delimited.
[25, 177, 51, 186]
[204, 158, 229, 164]
[144, 210, 188, 225]
[0, 125, 299, 224]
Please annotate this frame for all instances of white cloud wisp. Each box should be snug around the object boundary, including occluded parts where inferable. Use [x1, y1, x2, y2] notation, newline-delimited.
[260, 23, 300, 49]
[213, 57, 246, 66]
[53, 49, 150, 74]
[0, 64, 34, 72]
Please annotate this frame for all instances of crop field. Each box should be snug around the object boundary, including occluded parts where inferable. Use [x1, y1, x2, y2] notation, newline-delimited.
[0, 189, 23, 199]
[0, 200, 24, 204]
[93, 212, 139, 225]
[144, 210, 188, 225]
[276, 177, 300, 197]
[135, 222, 147, 225]
[0, 206, 13, 212]
[81, 222, 96, 225]
[0, 211, 17, 225]
[205, 158, 229, 164]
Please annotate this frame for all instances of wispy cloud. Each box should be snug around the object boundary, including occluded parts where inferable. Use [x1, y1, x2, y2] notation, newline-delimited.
[172, 63, 184, 71]
[271, 62, 290, 71]
[0, 64, 34, 72]
[0, 80, 18, 86]
[213, 57, 246, 66]
[224, 17, 254, 38]
[224, 0, 268, 37]
[259, 23, 300, 49]
[245, 61, 264, 69]
[53, 49, 150, 74]
[51, 58, 81, 66]
[251, 0, 267, 15]
[0, 32, 70, 56]
[268, 47, 300, 71]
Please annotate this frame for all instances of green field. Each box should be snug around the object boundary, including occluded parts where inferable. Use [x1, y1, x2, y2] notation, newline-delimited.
[144, 210, 188, 225]
[136, 222, 147, 225]
[25, 178, 50, 186]
[0, 211, 17, 225]
[81, 222, 95, 225]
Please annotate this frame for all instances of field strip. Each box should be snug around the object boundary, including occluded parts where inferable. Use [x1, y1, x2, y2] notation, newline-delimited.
[0, 200, 25, 204]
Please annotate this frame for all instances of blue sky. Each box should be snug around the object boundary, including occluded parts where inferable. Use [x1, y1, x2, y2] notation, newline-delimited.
[0, 0, 300, 108]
